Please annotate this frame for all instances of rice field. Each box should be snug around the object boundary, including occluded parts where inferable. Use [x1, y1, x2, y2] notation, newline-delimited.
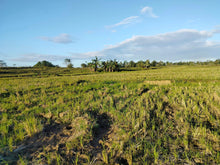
[0, 65, 220, 164]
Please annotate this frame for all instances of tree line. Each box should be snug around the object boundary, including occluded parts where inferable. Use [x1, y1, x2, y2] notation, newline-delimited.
[81, 57, 220, 72]
[0, 58, 220, 69]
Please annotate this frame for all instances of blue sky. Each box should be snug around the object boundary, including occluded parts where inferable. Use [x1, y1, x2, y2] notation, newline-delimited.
[0, 0, 220, 67]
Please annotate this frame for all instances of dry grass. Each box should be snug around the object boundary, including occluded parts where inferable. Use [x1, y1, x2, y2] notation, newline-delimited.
[0, 66, 220, 164]
[144, 80, 172, 85]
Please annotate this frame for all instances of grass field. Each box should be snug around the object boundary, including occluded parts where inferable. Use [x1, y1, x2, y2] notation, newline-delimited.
[0, 65, 220, 164]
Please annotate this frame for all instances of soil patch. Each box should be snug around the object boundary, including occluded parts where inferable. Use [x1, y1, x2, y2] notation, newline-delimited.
[85, 110, 112, 164]
[0, 116, 88, 164]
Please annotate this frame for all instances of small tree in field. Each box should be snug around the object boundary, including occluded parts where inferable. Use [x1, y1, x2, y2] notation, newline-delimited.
[64, 59, 73, 68]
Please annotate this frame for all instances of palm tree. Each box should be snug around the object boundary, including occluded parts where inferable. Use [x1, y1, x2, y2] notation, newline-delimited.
[108, 60, 113, 72]
[112, 59, 119, 72]
[90, 56, 100, 72]
[101, 61, 107, 72]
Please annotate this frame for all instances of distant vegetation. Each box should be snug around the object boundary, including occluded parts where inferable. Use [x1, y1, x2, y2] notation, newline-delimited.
[64, 59, 73, 68]
[82, 57, 220, 72]
[0, 60, 7, 67]
[33, 60, 56, 67]
[1, 58, 219, 69]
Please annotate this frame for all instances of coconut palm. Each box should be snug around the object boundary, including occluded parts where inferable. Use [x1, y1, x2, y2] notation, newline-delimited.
[90, 56, 100, 72]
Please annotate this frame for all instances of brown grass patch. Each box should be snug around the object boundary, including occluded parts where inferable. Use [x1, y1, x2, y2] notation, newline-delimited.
[144, 80, 171, 85]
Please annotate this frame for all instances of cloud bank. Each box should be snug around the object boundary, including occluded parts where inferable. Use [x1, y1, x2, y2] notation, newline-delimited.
[12, 53, 69, 62]
[71, 29, 220, 62]
[40, 33, 73, 44]
[13, 29, 220, 65]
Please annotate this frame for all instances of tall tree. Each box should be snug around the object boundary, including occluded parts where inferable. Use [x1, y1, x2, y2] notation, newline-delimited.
[128, 60, 136, 67]
[151, 60, 157, 67]
[90, 56, 100, 72]
[145, 60, 150, 68]
[137, 60, 145, 68]
[64, 59, 73, 68]
[123, 61, 129, 68]
[112, 59, 119, 72]
[101, 61, 108, 72]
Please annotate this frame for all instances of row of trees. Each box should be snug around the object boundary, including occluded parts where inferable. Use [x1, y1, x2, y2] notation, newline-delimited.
[1, 59, 220, 69]
[81, 58, 220, 72]
[0, 59, 74, 68]
[82, 57, 120, 72]
[170, 60, 220, 66]
[32, 59, 73, 68]
[81, 58, 163, 72]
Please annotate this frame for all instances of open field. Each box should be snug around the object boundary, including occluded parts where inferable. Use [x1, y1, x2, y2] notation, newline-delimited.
[0, 65, 220, 164]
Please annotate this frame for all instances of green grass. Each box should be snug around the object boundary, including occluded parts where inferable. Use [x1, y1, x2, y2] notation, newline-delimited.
[0, 65, 220, 164]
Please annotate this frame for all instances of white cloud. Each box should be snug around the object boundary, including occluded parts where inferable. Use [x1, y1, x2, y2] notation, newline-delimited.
[69, 52, 99, 60]
[11, 29, 220, 64]
[71, 29, 220, 62]
[40, 33, 73, 44]
[211, 25, 220, 34]
[106, 16, 140, 29]
[11, 53, 70, 62]
[106, 6, 158, 31]
[141, 6, 158, 18]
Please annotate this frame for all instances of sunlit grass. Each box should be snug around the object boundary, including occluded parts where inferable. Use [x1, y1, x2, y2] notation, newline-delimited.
[0, 65, 220, 164]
